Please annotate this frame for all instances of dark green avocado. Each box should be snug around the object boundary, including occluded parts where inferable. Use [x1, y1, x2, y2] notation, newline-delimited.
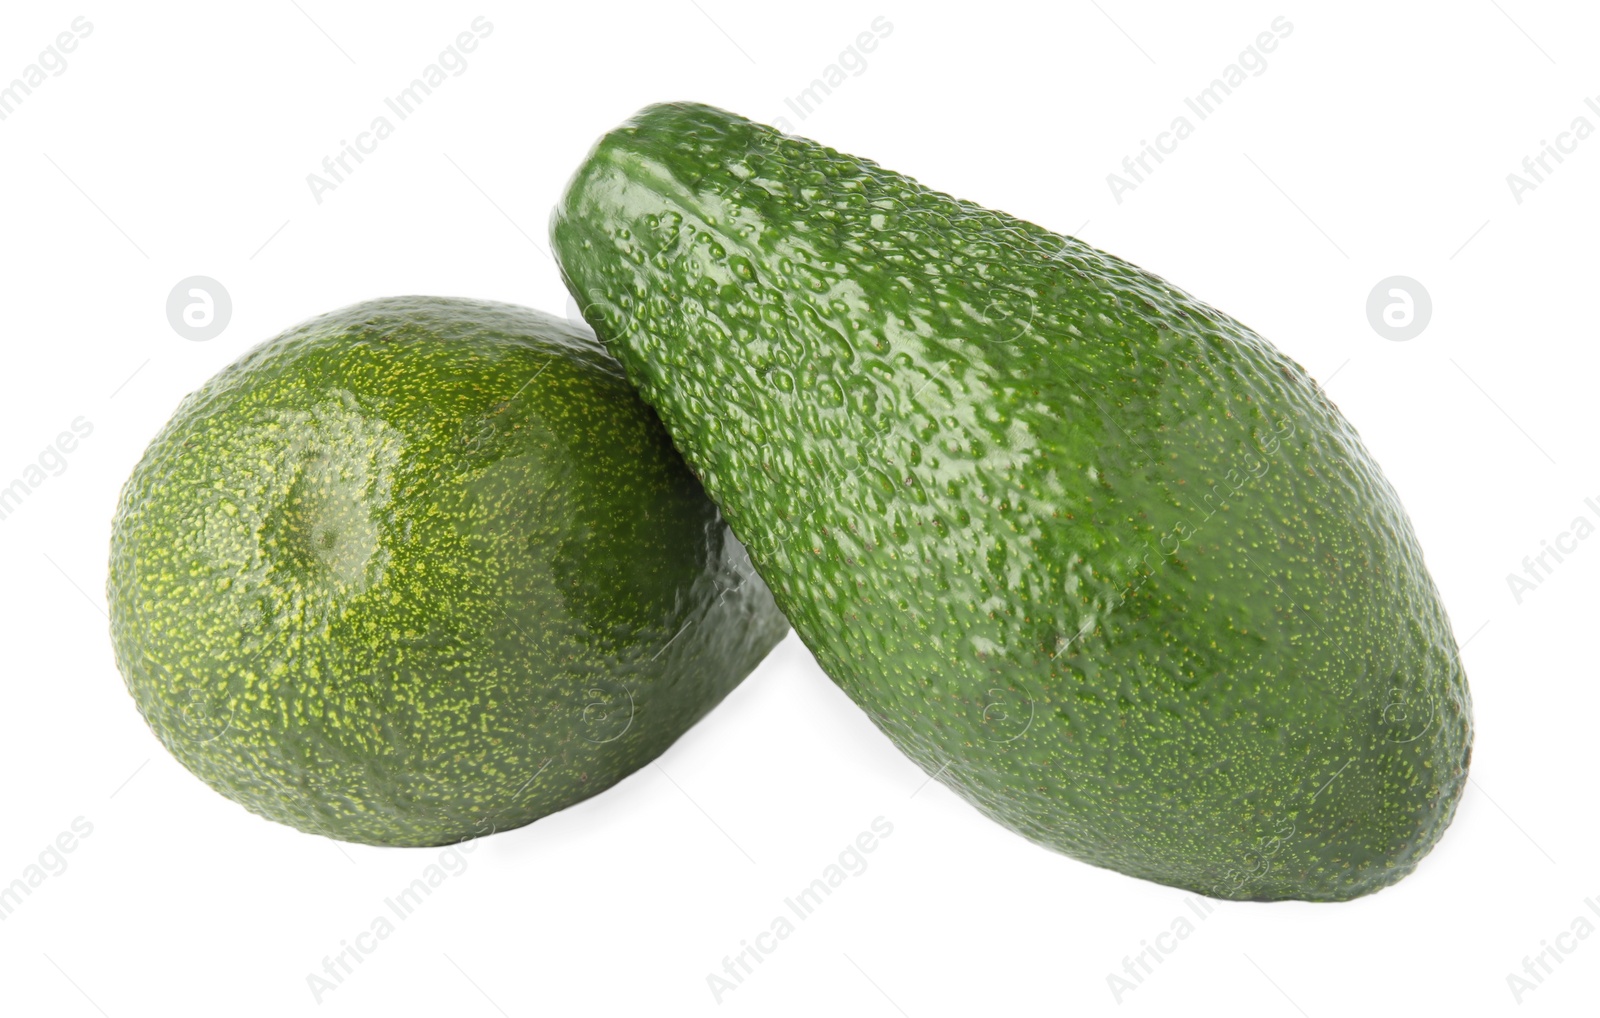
[550, 103, 1473, 900]
[108, 296, 788, 846]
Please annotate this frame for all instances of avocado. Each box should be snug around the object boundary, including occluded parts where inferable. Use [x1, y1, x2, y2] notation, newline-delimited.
[108, 296, 788, 847]
[550, 103, 1473, 900]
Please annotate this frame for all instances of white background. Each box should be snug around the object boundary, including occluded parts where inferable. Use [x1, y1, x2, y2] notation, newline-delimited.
[0, 2, 1595, 1015]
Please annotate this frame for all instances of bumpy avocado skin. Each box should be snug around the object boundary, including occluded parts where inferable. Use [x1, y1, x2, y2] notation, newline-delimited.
[550, 103, 1473, 901]
[108, 296, 788, 847]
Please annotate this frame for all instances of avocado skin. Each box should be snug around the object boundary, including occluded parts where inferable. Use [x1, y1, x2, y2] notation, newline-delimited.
[108, 296, 788, 847]
[551, 103, 1473, 900]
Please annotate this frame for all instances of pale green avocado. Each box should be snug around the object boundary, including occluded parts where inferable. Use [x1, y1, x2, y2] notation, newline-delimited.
[108, 296, 788, 846]
[551, 103, 1473, 901]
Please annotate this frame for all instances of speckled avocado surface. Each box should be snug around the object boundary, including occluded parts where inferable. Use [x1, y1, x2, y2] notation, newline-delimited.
[550, 103, 1473, 900]
[108, 296, 788, 846]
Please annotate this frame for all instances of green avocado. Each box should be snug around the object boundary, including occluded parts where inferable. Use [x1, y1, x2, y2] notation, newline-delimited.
[551, 103, 1473, 900]
[108, 296, 787, 847]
